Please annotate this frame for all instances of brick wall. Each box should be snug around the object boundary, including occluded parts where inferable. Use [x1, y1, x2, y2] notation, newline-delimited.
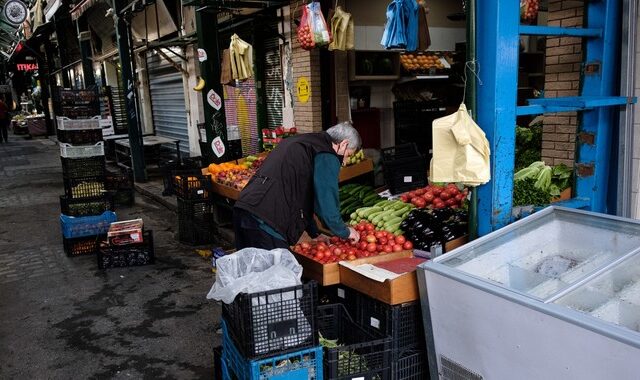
[334, 51, 350, 122]
[541, 0, 584, 166]
[289, 0, 323, 133]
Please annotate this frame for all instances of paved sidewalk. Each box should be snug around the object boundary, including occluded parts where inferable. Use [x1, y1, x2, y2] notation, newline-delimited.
[0, 135, 221, 379]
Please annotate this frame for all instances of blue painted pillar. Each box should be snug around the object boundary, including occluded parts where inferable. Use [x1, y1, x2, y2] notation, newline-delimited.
[476, 0, 520, 236]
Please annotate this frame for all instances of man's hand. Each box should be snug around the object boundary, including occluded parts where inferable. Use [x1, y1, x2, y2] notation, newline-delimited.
[315, 234, 331, 243]
[347, 227, 360, 243]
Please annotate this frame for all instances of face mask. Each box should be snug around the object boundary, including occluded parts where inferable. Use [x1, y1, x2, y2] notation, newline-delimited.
[336, 143, 348, 165]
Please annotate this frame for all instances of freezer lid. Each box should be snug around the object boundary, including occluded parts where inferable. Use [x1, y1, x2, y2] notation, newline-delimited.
[553, 250, 640, 335]
[431, 207, 640, 300]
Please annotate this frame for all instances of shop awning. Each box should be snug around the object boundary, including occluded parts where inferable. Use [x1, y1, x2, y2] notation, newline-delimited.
[130, 0, 177, 42]
[44, 0, 62, 22]
[70, 0, 102, 20]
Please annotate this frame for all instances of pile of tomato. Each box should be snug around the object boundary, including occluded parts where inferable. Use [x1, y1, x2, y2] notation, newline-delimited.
[297, 24, 315, 50]
[292, 222, 413, 264]
[399, 183, 468, 209]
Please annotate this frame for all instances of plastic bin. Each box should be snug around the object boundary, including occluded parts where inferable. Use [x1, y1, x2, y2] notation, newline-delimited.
[62, 234, 105, 256]
[160, 159, 202, 196]
[61, 156, 106, 179]
[222, 281, 318, 360]
[60, 211, 117, 239]
[392, 350, 428, 380]
[60, 142, 105, 159]
[98, 230, 155, 269]
[382, 144, 427, 195]
[60, 195, 114, 217]
[63, 176, 106, 199]
[174, 173, 212, 200]
[222, 319, 323, 380]
[318, 285, 361, 320]
[57, 127, 103, 145]
[56, 116, 101, 131]
[105, 168, 134, 191]
[357, 297, 425, 359]
[177, 198, 215, 245]
[317, 304, 392, 380]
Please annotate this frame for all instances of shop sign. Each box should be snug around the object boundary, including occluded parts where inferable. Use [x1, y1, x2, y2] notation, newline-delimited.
[296, 77, 310, 103]
[211, 136, 226, 158]
[197, 48, 207, 62]
[16, 63, 38, 71]
[207, 89, 222, 110]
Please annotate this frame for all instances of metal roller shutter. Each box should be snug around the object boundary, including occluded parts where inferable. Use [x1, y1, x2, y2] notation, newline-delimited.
[147, 48, 188, 152]
[263, 36, 283, 128]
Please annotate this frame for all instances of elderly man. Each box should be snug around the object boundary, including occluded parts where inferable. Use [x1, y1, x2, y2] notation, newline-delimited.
[233, 122, 362, 250]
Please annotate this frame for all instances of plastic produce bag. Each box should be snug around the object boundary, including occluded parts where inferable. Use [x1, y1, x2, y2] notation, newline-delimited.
[206, 248, 303, 304]
[430, 104, 491, 186]
[307, 2, 331, 47]
[329, 6, 354, 51]
[297, 5, 314, 50]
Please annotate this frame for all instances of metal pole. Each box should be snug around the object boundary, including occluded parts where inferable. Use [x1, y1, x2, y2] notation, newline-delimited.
[465, 0, 478, 240]
[114, 0, 146, 181]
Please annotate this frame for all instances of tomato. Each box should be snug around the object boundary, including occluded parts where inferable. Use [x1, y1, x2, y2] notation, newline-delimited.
[314, 253, 324, 261]
[365, 224, 375, 231]
[399, 195, 409, 203]
[358, 241, 368, 250]
[393, 244, 403, 252]
[333, 247, 343, 256]
[355, 224, 365, 232]
[423, 192, 434, 203]
[415, 188, 426, 195]
[367, 243, 377, 252]
[339, 253, 347, 260]
[347, 254, 357, 260]
[403, 241, 413, 250]
[432, 186, 443, 196]
[414, 198, 426, 208]
[365, 235, 377, 243]
[379, 237, 388, 245]
[439, 191, 451, 201]
[317, 245, 326, 252]
[346, 248, 355, 256]
[450, 204, 459, 209]
[330, 236, 340, 244]
[300, 242, 311, 250]
[455, 193, 465, 202]
[395, 235, 406, 244]
[383, 245, 393, 253]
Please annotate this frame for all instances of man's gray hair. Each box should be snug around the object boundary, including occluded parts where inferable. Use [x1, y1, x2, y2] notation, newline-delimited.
[326, 122, 362, 150]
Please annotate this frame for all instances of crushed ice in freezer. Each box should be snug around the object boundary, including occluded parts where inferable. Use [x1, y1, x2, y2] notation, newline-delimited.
[535, 255, 578, 278]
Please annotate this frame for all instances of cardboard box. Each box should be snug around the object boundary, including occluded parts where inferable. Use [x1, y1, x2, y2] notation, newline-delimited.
[291, 249, 412, 286]
[338, 158, 374, 182]
[339, 251, 425, 305]
[108, 219, 144, 246]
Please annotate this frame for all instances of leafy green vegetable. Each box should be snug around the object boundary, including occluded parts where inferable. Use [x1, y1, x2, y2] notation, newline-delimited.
[513, 179, 551, 206]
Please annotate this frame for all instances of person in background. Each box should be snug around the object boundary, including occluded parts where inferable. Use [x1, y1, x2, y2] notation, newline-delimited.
[233, 122, 362, 250]
[0, 95, 9, 143]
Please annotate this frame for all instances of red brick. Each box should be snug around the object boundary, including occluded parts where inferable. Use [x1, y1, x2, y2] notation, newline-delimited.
[546, 81, 573, 90]
[572, 81, 581, 90]
[548, 8, 576, 21]
[555, 158, 575, 167]
[543, 125, 556, 133]
[542, 141, 555, 149]
[573, 63, 582, 71]
[548, 20, 562, 27]
[557, 125, 577, 134]
[546, 38, 560, 47]
[542, 149, 569, 158]
[555, 142, 575, 151]
[546, 64, 575, 73]
[545, 116, 571, 124]
[545, 90, 558, 98]
[546, 56, 560, 65]
[545, 73, 558, 82]
[560, 37, 582, 45]
[547, 45, 575, 56]
[558, 72, 580, 81]
[559, 53, 583, 64]
[573, 44, 582, 54]
[561, 16, 583, 27]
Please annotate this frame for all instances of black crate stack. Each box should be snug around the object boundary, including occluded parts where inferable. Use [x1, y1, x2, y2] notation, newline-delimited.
[173, 172, 217, 245]
[56, 88, 111, 256]
[382, 143, 428, 195]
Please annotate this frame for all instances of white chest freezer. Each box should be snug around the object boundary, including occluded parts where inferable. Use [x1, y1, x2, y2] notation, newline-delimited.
[417, 207, 640, 380]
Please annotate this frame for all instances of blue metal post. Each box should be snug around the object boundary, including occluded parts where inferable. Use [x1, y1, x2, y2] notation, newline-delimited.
[576, 0, 621, 213]
[475, 0, 520, 236]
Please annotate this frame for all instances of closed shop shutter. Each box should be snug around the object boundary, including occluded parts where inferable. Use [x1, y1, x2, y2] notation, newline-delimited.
[147, 48, 188, 152]
[263, 36, 283, 128]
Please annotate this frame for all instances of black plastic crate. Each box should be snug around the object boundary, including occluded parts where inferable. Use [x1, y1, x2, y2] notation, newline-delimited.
[106, 189, 135, 207]
[392, 350, 428, 380]
[177, 198, 215, 245]
[63, 176, 106, 199]
[160, 159, 202, 196]
[61, 156, 106, 179]
[60, 195, 114, 217]
[357, 296, 425, 359]
[57, 128, 103, 145]
[174, 173, 212, 200]
[318, 285, 360, 320]
[98, 230, 155, 269]
[62, 234, 105, 256]
[382, 144, 427, 195]
[221, 281, 318, 360]
[105, 168, 133, 191]
[318, 304, 392, 380]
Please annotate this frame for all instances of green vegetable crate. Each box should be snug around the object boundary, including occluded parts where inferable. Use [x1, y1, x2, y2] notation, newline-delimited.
[318, 304, 392, 380]
[221, 319, 324, 380]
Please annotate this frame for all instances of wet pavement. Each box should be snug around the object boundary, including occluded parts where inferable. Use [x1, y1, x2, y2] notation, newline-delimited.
[0, 134, 221, 379]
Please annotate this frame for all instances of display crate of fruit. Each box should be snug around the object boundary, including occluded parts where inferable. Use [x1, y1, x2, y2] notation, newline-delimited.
[221, 319, 323, 380]
[400, 52, 451, 75]
[98, 230, 154, 269]
[222, 281, 318, 360]
[62, 234, 105, 256]
[60, 195, 114, 217]
[64, 176, 106, 199]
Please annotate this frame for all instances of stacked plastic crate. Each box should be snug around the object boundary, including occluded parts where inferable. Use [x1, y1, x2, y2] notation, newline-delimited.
[174, 173, 216, 245]
[220, 282, 324, 380]
[57, 88, 115, 256]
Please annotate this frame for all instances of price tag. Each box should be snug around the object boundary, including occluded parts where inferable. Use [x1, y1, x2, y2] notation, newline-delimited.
[212, 136, 226, 158]
[403, 176, 413, 183]
[370, 317, 380, 329]
[337, 288, 345, 299]
[207, 89, 222, 111]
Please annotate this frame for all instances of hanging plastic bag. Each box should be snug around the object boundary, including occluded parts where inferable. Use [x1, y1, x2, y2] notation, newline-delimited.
[297, 5, 315, 50]
[329, 6, 354, 51]
[430, 104, 491, 186]
[381, 0, 406, 49]
[307, 2, 331, 47]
